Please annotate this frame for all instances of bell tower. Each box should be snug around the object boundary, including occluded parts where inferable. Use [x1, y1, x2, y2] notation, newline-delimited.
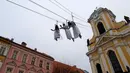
[86, 7, 130, 73]
[88, 8, 116, 37]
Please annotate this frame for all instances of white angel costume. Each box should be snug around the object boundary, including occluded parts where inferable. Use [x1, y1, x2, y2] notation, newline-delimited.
[70, 21, 81, 39]
[61, 24, 73, 40]
[52, 25, 61, 41]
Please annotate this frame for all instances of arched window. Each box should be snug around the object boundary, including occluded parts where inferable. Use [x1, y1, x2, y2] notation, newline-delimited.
[108, 50, 123, 73]
[96, 63, 103, 73]
[97, 22, 106, 35]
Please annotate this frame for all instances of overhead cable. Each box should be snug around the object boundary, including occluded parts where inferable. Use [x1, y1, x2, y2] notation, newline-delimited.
[29, 0, 67, 20]
[29, 0, 88, 27]
[49, 0, 70, 14]
[53, 0, 87, 21]
[6, 0, 89, 28]
[49, 0, 87, 23]
[6, 0, 63, 23]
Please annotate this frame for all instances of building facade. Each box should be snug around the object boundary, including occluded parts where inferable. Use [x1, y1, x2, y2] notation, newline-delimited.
[86, 8, 130, 73]
[0, 36, 54, 73]
[0, 37, 11, 68]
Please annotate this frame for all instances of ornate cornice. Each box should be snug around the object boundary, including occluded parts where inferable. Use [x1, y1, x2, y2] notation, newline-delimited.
[87, 31, 130, 56]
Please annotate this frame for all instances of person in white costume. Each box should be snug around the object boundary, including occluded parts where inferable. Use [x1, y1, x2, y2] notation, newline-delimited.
[60, 23, 74, 42]
[51, 25, 61, 41]
[68, 21, 82, 39]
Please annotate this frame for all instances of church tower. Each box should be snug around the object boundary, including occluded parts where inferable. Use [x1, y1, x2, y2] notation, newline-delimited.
[86, 7, 130, 73]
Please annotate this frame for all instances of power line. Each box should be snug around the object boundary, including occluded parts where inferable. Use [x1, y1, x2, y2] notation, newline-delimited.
[49, 0, 70, 15]
[73, 16, 87, 23]
[49, 0, 87, 23]
[52, 0, 87, 21]
[6, 0, 90, 28]
[29, 0, 88, 27]
[6, 0, 63, 23]
[29, 0, 67, 20]
[53, 0, 71, 12]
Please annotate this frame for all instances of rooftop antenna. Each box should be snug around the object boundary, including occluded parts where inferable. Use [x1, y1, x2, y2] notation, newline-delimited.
[71, 12, 74, 21]
[96, 7, 98, 10]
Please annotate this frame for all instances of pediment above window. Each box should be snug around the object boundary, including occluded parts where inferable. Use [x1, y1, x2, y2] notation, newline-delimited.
[95, 35, 115, 48]
[37, 69, 44, 73]
[18, 64, 27, 69]
[7, 61, 17, 67]
[28, 67, 37, 72]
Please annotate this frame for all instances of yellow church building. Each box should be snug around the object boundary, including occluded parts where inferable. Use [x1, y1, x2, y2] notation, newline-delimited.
[86, 8, 130, 73]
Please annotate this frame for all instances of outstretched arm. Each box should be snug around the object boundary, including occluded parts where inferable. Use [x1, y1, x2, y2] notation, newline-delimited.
[51, 29, 54, 31]
[60, 25, 63, 29]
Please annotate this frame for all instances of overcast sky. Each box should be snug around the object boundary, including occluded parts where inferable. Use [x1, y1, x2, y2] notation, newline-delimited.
[0, 0, 130, 73]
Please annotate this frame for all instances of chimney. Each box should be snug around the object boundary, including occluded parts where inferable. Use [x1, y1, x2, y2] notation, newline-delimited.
[34, 48, 37, 51]
[11, 38, 14, 41]
[73, 65, 77, 68]
[21, 42, 27, 46]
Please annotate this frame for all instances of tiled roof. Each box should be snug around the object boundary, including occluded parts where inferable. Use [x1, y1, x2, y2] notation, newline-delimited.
[53, 61, 84, 73]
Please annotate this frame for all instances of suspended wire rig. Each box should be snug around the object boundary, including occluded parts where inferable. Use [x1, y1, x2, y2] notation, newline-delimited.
[6, 0, 91, 41]
[29, 0, 89, 27]
[6, 0, 89, 29]
[6, 0, 64, 23]
[49, 0, 70, 15]
[6, 0, 90, 28]
[50, 0, 87, 22]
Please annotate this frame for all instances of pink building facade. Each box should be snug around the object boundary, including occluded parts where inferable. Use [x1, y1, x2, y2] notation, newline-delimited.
[0, 37, 54, 73]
